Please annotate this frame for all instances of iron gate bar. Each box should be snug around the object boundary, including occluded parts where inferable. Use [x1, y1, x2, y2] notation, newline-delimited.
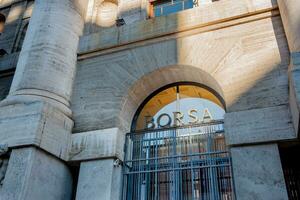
[123, 120, 235, 200]
[124, 151, 229, 163]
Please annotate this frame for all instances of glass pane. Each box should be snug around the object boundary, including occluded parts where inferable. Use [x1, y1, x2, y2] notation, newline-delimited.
[153, 0, 195, 17]
[184, 0, 194, 9]
[162, 2, 184, 16]
[178, 85, 224, 123]
[135, 86, 177, 131]
[134, 84, 224, 131]
[154, 7, 162, 17]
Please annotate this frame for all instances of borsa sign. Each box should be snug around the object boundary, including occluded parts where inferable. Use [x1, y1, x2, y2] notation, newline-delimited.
[144, 108, 213, 129]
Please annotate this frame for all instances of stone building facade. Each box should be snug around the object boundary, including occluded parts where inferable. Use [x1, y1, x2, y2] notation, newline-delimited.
[0, 0, 299, 199]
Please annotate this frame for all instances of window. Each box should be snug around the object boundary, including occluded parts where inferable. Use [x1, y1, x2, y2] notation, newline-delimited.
[132, 83, 224, 131]
[123, 83, 235, 200]
[0, 13, 6, 34]
[15, 23, 28, 52]
[150, 0, 195, 17]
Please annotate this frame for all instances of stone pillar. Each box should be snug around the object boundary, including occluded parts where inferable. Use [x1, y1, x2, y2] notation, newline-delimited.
[1, 147, 73, 200]
[1, 0, 87, 116]
[231, 144, 288, 200]
[0, 0, 88, 157]
[225, 110, 290, 199]
[0, 0, 88, 199]
[76, 159, 123, 200]
[277, 0, 300, 135]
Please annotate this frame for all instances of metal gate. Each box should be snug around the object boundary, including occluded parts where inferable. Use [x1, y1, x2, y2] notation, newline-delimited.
[122, 121, 235, 200]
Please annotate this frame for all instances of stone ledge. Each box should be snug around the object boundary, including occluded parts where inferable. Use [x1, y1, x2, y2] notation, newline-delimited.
[69, 127, 125, 161]
[78, 0, 277, 56]
[224, 105, 296, 146]
[0, 101, 73, 160]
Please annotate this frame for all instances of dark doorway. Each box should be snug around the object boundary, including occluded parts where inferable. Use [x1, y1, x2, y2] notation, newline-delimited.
[279, 141, 300, 200]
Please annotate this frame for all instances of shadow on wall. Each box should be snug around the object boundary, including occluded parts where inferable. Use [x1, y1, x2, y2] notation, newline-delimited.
[71, 0, 293, 139]
[118, 11, 292, 133]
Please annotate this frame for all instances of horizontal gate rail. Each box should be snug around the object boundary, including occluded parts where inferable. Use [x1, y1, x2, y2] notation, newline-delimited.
[123, 120, 235, 200]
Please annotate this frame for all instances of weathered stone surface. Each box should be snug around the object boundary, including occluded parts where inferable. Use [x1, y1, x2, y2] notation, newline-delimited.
[73, 14, 290, 134]
[0, 0, 299, 199]
[278, 0, 300, 136]
[4, 0, 85, 116]
[76, 159, 122, 200]
[224, 105, 295, 145]
[289, 53, 300, 136]
[69, 127, 125, 161]
[0, 101, 73, 160]
[1, 147, 73, 200]
[79, 0, 277, 53]
[277, 0, 300, 53]
[231, 144, 288, 200]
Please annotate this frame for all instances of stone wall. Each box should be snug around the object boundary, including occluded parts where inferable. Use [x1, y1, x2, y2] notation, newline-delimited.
[73, 0, 292, 139]
[0, 0, 298, 199]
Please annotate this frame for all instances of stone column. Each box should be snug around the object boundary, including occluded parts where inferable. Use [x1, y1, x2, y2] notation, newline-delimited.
[0, 0, 88, 157]
[277, 0, 300, 135]
[0, 0, 88, 199]
[1, 0, 86, 116]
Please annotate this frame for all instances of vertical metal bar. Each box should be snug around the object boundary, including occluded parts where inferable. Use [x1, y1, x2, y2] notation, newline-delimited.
[123, 121, 234, 200]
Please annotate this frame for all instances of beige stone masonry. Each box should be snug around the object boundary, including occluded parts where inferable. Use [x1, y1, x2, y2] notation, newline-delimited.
[69, 128, 125, 161]
[278, 0, 300, 135]
[0, 0, 89, 160]
[78, 0, 278, 56]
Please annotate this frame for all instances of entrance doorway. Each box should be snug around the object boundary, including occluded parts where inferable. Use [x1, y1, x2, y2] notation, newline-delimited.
[123, 83, 235, 200]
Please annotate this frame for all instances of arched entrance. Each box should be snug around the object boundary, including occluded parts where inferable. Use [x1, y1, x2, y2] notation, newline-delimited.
[123, 82, 235, 200]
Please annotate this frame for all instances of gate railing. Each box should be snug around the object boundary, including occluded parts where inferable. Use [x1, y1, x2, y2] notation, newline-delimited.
[123, 120, 235, 200]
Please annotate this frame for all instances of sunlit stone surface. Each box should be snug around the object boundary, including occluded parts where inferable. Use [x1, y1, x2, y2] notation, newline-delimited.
[0, 0, 299, 199]
[96, 0, 118, 27]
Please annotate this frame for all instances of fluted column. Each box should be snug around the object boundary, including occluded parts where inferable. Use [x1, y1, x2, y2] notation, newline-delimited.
[278, 0, 300, 135]
[1, 0, 87, 116]
[0, 0, 88, 160]
[0, 1, 88, 199]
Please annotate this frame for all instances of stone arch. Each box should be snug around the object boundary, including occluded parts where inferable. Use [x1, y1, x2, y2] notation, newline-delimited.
[118, 64, 225, 131]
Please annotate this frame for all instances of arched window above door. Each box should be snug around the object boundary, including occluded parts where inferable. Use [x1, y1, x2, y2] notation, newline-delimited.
[132, 82, 225, 131]
[123, 82, 234, 200]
